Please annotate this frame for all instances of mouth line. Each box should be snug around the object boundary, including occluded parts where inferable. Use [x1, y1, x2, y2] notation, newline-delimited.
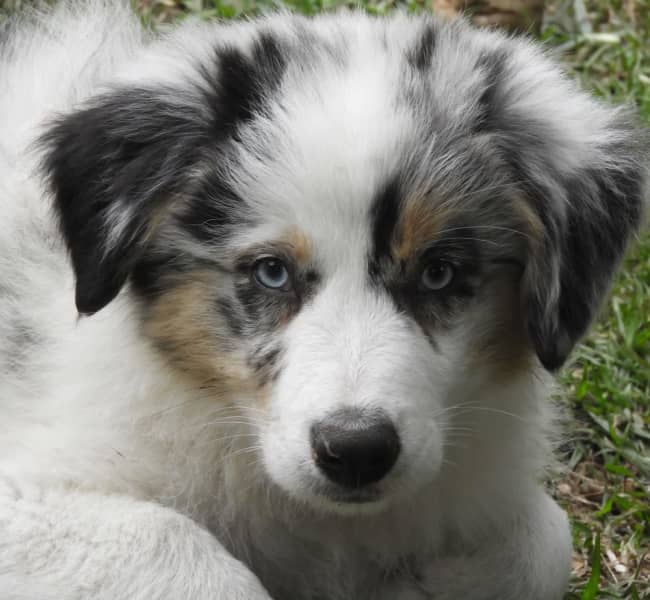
[314, 483, 383, 505]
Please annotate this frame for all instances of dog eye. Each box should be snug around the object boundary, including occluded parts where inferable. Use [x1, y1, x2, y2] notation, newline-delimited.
[253, 258, 292, 291]
[421, 261, 455, 291]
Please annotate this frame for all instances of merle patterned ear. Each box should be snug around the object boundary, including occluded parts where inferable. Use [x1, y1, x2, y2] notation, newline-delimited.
[40, 89, 208, 315]
[40, 33, 287, 315]
[466, 41, 648, 371]
[519, 119, 647, 371]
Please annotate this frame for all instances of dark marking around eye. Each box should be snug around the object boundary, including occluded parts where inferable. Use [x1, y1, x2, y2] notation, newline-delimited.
[305, 269, 320, 284]
[233, 272, 303, 339]
[232, 258, 322, 328]
[414, 229, 482, 298]
[369, 211, 484, 335]
[369, 177, 401, 278]
[419, 229, 481, 267]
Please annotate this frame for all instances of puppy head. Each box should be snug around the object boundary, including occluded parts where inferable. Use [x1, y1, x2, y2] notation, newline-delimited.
[41, 15, 647, 512]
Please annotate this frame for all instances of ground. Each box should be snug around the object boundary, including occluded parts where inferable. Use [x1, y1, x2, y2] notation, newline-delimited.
[1, 0, 648, 598]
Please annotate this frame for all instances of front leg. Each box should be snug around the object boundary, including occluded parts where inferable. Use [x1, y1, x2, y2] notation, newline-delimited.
[0, 484, 272, 600]
[379, 492, 571, 600]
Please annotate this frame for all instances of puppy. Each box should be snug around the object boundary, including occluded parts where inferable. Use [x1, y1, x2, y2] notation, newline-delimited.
[0, 2, 646, 599]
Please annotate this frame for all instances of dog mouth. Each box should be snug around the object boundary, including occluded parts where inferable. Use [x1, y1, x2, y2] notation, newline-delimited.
[310, 481, 384, 505]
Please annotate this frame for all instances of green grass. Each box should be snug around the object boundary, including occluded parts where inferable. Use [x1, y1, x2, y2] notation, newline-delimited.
[134, 0, 424, 21]
[543, 3, 650, 597]
[1, 0, 648, 597]
[558, 229, 650, 599]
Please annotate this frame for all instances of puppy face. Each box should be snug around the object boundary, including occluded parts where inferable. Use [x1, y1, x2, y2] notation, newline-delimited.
[41, 15, 646, 512]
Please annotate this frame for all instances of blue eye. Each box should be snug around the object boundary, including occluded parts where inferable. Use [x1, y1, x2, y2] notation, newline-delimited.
[421, 261, 455, 291]
[253, 258, 291, 291]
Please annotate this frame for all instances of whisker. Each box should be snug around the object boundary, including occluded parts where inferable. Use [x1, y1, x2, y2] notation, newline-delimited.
[214, 445, 264, 468]
[194, 432, 260, 447]
[454, 406, 527, 422]
[427, 235, 502, 247]
[146, 399, 196, 419]
[440, 426, 477, 434]
[189, 418, 264, 430]
[435, 224, 533, 241]
[433, 402, 527, 423]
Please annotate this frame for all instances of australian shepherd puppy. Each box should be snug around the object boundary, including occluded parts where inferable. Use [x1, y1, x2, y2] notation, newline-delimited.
[0, 2, 646, 599]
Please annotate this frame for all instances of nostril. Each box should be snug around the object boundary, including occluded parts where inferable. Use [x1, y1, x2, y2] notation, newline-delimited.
[313, 442, 344, 468]
[310, 408, 401, 488]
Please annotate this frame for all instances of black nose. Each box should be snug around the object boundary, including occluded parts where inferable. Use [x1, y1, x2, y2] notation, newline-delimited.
[310, 409, 400, 488]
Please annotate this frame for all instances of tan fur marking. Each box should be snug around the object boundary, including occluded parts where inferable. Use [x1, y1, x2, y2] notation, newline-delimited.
[236, 228, 313, 271]
[468, 268, 532, 377]
[142, 200, 175, 245]
[144, 272, 257, 395]
[282, 227, 313, 265]
[513, 197, 545, 253]
[393, 194, 450, 261]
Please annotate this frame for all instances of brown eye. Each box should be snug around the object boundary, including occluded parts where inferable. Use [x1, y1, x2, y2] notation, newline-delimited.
[253, 258, 291, 291]
[421, 261, 455, 291]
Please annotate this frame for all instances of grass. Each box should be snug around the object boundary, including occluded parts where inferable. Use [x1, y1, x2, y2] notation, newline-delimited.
[542, 3, 650, 597]
[1, 0, 648, 597]
[557, 232, 650, 600]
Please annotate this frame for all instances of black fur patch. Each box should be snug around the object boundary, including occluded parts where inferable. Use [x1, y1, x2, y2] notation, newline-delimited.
[528, 161, 645, 370]
[207, 32, 287, 138]
[176, 170, 252, 244]
[407, 23, 436, 71]
[41, 88, 208, 314]
[473, 49, 509, 134]
[369, 177, 402, 276]
[131, 252, 188, 298]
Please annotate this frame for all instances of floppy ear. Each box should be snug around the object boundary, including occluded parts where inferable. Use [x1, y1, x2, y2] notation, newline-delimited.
[40, 89, 210, 315]
[41, 35, 286, 316]
[517, 112, 647, 371]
